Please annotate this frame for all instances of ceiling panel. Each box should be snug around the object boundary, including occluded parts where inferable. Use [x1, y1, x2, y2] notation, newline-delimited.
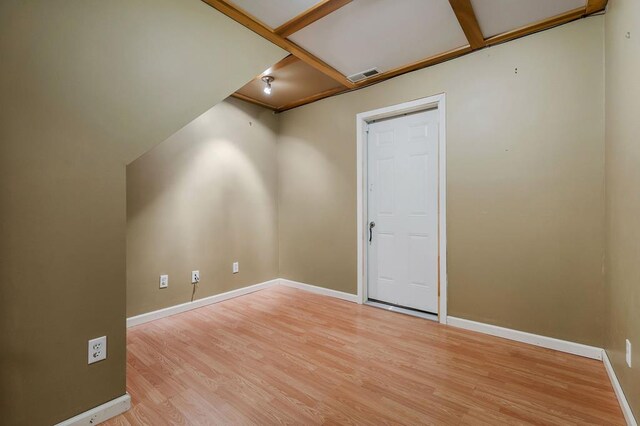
[289, 0, 469, 77]
[231, 0, 323, 29]
[235, 56, 344, 109]
[471, 0, 587, 38]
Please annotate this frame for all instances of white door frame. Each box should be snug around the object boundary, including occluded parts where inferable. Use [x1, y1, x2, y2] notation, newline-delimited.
[356, 94, 447, 324]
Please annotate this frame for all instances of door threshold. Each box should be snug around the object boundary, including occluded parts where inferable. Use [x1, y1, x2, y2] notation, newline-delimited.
[365, 300, 438, 322]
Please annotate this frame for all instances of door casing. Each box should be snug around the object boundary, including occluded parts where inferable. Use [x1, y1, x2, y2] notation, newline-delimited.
[356, 94, 447, 324]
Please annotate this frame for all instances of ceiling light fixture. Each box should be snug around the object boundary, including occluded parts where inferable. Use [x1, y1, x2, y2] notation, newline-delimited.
[261, 76, 274, 95]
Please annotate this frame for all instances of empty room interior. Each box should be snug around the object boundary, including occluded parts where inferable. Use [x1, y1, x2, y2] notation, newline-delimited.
[1, 0, 639, 424]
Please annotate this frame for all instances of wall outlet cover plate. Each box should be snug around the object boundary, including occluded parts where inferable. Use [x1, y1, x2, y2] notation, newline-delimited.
[159, 274, 169, 289]
[88, 336, 107, 364]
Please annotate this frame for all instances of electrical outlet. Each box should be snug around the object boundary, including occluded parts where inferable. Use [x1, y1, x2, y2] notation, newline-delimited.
[191, 270, 200, 284]
[88, 336, 107, 364]
[626, 339, 632, 367]
[233, 262, 239, 274]
[159, 274, 169, 289]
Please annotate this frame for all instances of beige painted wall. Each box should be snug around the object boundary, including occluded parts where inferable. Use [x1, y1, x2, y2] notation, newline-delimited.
[2, 0, 628, 422]
[604, 0, 640, 417]
[278, 17, 606, 346]
[0, 1, 285, 424]
[127, 98, 279, 317]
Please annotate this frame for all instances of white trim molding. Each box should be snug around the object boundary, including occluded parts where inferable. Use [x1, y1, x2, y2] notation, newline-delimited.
[55, 394, 131, 426]
[127, 279, 279, 327]
[447, 317, 603, 360]
[279, 278, 358, 303]
[356, 94, 448, 324]
[603, 350, 638, 426]
[127, 279, 357, 327]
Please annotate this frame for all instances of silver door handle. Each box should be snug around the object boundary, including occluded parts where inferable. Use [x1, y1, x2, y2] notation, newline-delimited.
[369, 221, 376, 243]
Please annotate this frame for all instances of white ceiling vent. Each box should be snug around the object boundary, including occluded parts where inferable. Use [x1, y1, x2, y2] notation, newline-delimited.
[347, 68, 380, 83]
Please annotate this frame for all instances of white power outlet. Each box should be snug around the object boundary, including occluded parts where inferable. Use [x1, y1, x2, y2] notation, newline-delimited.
[88, 336, 107, 364]
[159, 274, 169, 289]
[191, 270, 200, 284]
[233, 262, 239, 274]
[626, 339, 632, 367]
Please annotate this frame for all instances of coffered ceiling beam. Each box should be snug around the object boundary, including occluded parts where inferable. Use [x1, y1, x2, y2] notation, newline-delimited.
[277, 86, 347, 112]
[260, 54, 299, 76]
[449, 0, 485, 50]
[201, 0, 354, 88]
[275, 0, 352, 38]
[231, 92, 277, 110]
[485, 7, 585, 46]
[586, 0, 608, 15]
[229, 1, 609, 112]
[355, 45, 473, 87]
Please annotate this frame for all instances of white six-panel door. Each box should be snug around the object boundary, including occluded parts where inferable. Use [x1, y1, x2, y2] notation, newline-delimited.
[367, 108, 439, 313]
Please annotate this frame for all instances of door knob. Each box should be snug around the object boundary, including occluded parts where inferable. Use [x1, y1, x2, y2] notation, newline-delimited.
[369, 221, 376, 243]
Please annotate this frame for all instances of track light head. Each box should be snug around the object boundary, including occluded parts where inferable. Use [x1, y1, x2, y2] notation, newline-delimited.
[261, 75, 274, 95]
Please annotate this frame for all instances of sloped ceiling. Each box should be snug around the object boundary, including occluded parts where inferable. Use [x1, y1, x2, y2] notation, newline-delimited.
[1, 0, 287, 164]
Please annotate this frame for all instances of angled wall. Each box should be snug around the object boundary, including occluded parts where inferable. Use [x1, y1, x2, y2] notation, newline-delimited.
[127, 98, 280, 317]
[0, 1, 285, 424]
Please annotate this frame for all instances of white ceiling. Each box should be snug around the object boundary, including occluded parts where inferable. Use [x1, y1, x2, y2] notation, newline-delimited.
[232, 0, 322, 29]
[471, 0, 587, 38]
[289, 0, 468, 77]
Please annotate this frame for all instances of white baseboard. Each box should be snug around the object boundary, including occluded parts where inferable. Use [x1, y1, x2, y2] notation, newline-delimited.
[127, 279, 279, 327]
[447, 316, 603, 360]
[603, 350, 638, 426]
[278, 278, 358, 303]
[126, 278, 356, 327]
[447, 317, 635, 423]
[55, 394, 130, 426]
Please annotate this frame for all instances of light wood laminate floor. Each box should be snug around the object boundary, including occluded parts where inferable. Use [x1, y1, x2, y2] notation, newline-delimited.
[106, 285, 624, 425]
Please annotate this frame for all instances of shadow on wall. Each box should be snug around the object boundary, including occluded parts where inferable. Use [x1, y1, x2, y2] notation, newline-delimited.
[126, 99, 280, 317]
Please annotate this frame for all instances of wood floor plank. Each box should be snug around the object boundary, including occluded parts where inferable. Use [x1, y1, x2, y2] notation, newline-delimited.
[105, 285, 624, 425]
